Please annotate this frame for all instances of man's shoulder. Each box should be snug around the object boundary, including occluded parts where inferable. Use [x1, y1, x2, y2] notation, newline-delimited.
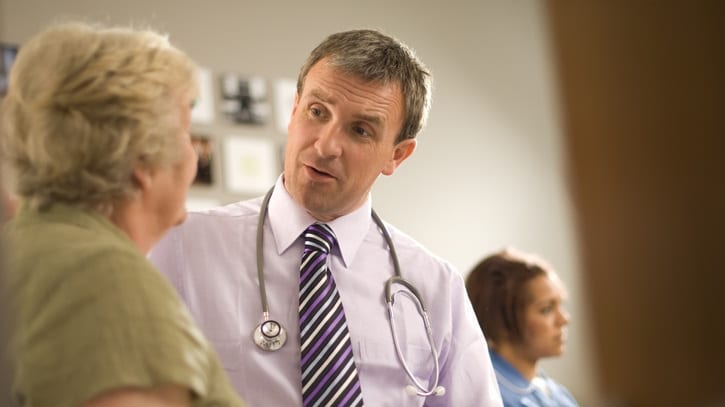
[388, 223, 448, 257]
[151, 197, 263, 259]
[191, 196, 263, 218]
[178, 197, 263, 230]
[377, 222, 457, 275]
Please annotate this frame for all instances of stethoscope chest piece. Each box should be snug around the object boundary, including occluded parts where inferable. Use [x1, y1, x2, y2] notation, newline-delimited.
[253, 319, 287, 351]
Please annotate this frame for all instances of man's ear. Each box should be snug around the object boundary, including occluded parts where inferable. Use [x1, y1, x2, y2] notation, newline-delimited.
[287, 91, 300, 133]
[382, 138, 416, 176]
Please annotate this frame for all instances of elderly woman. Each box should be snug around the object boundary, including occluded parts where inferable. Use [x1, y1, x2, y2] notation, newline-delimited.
[465, 248, 579, 407]
[1, 23, 244, 407]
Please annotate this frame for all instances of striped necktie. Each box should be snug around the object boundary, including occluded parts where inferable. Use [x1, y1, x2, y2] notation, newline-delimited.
[299, 223, 364, 407]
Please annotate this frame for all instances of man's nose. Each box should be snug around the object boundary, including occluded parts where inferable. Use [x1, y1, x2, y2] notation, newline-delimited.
[314, 123, 343, 158]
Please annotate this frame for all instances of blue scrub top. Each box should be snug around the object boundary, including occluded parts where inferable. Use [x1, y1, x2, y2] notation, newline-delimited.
[490, 350, 579, 407]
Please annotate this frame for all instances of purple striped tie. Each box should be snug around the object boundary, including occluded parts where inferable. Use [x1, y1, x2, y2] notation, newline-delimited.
[299, 223, 364, 407]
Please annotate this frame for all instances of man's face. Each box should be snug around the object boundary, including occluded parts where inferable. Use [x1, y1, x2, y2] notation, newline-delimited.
[284, 59, 415, 221]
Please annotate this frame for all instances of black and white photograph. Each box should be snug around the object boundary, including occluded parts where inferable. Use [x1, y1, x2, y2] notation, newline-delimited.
[220, 73, 270, 125]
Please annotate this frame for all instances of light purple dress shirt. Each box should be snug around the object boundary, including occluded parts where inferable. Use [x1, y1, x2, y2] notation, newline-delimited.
[150, 177, 502, 406]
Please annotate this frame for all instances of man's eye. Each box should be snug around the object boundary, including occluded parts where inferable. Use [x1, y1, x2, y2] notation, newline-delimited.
[310, 107, 322, 116]
[353, 126, 369, 137]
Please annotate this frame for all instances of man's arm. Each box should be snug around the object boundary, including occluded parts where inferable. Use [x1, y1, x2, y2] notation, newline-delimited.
[429, 272, 503, 406]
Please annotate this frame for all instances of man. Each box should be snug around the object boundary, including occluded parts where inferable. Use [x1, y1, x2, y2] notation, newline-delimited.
[150, 29, 502, 406]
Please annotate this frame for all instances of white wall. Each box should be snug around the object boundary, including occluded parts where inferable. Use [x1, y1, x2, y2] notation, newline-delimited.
[0, 0, 600, 403]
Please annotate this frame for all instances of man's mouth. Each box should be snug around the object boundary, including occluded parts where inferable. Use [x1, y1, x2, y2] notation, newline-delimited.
[306, 164, 335, 180]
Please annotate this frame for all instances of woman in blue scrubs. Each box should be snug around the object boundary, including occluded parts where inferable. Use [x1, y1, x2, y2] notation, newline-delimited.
[466, 248, 579, 407]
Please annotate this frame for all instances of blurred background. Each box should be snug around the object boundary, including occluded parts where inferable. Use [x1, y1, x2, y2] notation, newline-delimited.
[1, 1, 723, 405]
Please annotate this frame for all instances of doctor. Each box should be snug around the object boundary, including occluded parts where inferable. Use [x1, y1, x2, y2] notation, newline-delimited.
[150, 29, 502, 406]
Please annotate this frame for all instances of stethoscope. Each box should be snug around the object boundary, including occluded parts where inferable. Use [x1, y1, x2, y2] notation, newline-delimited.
[252, 186, 445, 397]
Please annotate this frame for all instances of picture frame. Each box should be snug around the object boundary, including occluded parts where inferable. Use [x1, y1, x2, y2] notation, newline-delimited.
[222, 135, 278, 195]
[191, 66, 215, 124]
[220, 73, 270, 125]
[191, 133, 214, 185]
[274, 78, 297, 134]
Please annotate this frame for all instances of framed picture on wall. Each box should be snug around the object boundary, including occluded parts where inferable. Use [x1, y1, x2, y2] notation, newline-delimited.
[220, 73, 270, 125]
[191, 67, 215, 124]
[191, 133, 214, 185]
[274, 78, 297, 134]
[222, 135, 277, 195]
[1, 43, 19, 97]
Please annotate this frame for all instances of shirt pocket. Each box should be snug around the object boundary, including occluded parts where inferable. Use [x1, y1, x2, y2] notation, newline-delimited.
[360, 339, 433, 374]
[357, 339, 435, 406]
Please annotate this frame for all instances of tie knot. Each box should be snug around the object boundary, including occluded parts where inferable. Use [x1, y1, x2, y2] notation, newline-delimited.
[304, 223, 336, 254]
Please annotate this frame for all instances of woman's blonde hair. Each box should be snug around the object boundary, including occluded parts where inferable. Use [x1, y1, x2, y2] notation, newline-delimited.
[0, 22, 198, 213]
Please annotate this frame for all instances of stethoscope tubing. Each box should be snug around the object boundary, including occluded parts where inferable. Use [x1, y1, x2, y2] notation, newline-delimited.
[253, 186, 443, 397]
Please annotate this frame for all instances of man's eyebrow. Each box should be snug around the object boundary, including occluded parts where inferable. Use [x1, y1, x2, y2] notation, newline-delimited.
[310, 89, 332, 103]
[353, 112, 384, 127]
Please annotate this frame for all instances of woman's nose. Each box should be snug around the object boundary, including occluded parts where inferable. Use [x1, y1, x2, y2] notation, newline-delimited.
[558, 307, 571, 326]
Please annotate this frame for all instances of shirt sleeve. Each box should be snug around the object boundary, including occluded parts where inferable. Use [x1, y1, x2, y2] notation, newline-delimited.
[426, 272, 503, 407]
[17, 248, 213, 407]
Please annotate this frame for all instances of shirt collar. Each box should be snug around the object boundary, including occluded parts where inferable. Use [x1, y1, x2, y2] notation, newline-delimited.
[489, 349, 532, 388]
[268, 175, 372, 269]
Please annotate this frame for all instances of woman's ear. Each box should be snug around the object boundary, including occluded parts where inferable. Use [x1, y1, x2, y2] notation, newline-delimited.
[132, 164, 153, 192]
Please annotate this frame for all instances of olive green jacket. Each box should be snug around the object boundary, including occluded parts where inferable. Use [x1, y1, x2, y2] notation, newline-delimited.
[3, 203, 244, 407]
